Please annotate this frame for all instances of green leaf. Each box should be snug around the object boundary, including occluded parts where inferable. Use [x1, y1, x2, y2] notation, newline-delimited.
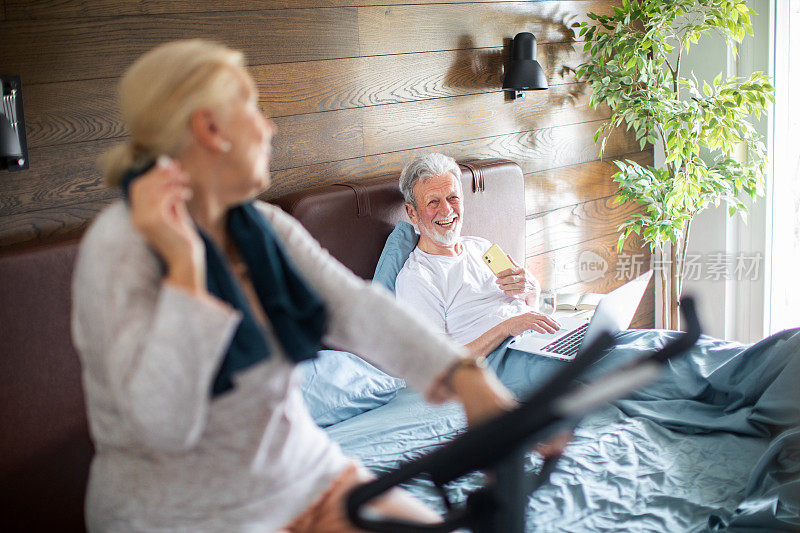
[617, 233, 627, 252]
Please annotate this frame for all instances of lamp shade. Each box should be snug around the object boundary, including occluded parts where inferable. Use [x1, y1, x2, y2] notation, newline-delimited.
[503, 32, 548, 91]
[0, 114, 22, 158]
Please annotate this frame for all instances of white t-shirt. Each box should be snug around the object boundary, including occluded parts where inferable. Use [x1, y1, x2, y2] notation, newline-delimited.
[395, 236, 533, 345]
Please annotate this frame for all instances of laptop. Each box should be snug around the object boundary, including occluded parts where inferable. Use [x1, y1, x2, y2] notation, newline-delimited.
[507, 270, 653, 361]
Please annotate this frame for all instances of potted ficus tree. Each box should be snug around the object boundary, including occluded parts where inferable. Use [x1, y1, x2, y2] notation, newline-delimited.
[575, 0, 774, 329]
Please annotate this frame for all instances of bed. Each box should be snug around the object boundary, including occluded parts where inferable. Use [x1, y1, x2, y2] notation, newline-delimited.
[273, 158, 800, 532]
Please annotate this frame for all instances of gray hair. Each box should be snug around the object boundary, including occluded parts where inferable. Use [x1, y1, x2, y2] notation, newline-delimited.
[399, 153, 461, 207]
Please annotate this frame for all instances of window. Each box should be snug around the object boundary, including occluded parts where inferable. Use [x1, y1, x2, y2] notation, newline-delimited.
[767, 0, 800, 334]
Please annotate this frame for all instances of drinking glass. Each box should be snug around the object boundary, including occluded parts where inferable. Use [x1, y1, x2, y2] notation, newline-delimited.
[539, 289, 557, 315]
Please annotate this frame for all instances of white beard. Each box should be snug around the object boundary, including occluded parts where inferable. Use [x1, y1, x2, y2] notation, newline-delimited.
[420, 218, 461, 247]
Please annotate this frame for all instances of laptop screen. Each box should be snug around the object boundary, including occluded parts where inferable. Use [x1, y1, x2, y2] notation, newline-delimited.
[579, 270, 653, 353]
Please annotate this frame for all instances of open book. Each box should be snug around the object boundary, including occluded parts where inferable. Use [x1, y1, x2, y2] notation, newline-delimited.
[556, 292, 604, 311]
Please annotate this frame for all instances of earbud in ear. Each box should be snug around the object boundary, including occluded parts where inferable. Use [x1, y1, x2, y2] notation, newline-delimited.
[220, 140, 232, 153]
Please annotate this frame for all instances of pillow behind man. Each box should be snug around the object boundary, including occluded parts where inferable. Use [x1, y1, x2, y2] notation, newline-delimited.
[372, 220, 419, 293]
[300, 222, 417, 428]
[300, 350, 406, 427]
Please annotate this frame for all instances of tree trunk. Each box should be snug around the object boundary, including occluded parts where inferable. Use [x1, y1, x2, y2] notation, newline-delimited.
[670, 240, 680, 330]
[659, 244, 671, 329]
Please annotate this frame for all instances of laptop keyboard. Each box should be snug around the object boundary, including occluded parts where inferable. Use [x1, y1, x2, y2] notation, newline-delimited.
[541, 322, 589, 358]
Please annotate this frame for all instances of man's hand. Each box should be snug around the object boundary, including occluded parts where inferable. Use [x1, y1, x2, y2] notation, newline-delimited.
[496, 256, 539, 299]
[464, 309, 562, 361]
[505, 311, 561, 337]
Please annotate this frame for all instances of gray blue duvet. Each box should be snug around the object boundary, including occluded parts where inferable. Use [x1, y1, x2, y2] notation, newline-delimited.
[326, 328, 800, 532]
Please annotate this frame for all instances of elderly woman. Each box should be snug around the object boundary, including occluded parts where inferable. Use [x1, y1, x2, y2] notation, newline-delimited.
[71, 39, 517, 531]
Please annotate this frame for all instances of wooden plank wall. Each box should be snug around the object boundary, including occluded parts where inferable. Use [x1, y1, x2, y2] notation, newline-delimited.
[0, 0, 653, 327]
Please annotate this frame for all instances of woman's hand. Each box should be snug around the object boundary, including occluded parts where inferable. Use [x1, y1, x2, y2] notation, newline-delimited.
[504, 312, 561, 337]
[535, 430, 573, 458]
[449, 362, 518, 427]
[129, 157, 206, 294]
[449, 364, 573, 456]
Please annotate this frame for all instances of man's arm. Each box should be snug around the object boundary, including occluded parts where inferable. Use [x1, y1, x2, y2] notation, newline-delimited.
[464, 321, 512, 360]
[465, 311, 560, 359]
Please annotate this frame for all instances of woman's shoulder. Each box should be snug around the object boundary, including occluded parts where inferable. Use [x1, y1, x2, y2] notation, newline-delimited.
[251, 199, 279, 217]
[76, 199, 155, 277]
[252, 200, 290, 223]
[252, 200, 310, 243]
[81, 201, 146, 252]
[83, 200, 134, 244]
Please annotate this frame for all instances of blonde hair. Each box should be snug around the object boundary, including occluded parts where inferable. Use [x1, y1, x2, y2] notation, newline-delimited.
[102, 39, 246, 186]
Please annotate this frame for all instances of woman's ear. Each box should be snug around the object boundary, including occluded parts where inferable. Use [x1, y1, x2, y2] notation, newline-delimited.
[190, 108, 229, 153]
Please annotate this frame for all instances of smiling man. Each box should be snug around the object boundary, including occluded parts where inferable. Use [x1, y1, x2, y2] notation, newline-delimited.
[395, 153, 560, 359]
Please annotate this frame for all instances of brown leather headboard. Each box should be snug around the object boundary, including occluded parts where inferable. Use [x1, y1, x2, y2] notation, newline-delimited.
[271, 158, 525, 279]
[0, 239, 91, 532]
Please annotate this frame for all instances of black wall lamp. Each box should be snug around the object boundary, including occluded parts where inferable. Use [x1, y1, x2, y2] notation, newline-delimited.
[1, 76, 29, 171]
[503, 32, 548, 100]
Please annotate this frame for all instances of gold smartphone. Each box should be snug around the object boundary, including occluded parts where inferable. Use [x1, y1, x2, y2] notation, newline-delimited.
[482, 243, 515, 276]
